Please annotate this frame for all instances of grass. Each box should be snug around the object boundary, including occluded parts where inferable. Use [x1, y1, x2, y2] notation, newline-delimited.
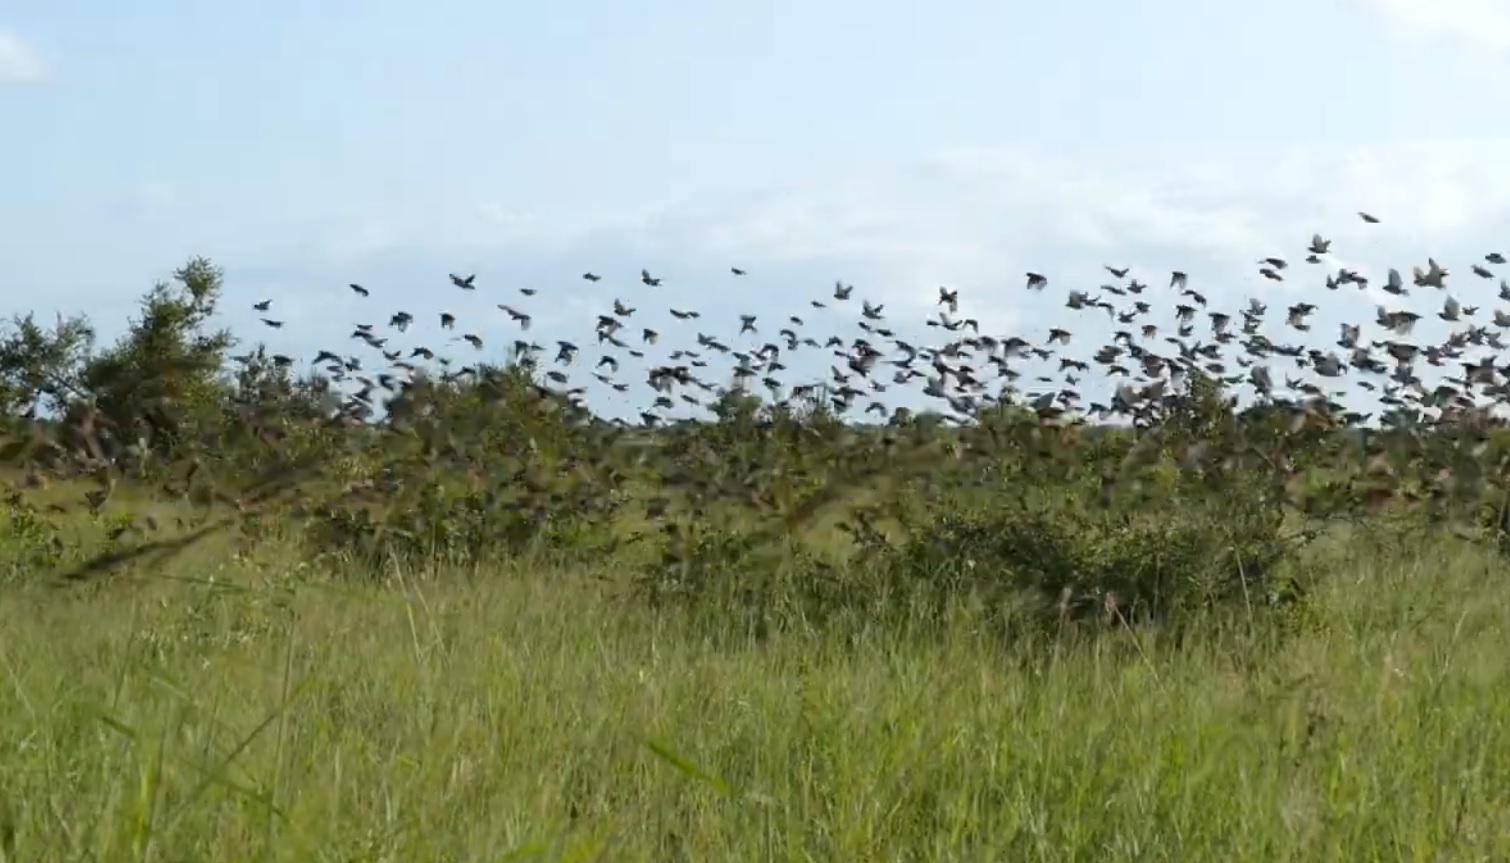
[3, 533, 1510, 861]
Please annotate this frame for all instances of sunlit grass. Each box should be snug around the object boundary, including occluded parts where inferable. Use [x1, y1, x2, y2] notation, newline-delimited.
[2, 535, 1510, 861]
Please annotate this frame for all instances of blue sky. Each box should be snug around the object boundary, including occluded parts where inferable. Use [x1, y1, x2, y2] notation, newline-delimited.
[5, 0, 1510, 418]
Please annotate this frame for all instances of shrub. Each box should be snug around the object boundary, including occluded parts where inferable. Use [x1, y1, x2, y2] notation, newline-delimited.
[0, 493, 66, 583]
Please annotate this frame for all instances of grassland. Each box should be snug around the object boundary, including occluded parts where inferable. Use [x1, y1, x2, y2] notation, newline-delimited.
[7, 253, 1510, 861]
[3, 525, 1510, 862]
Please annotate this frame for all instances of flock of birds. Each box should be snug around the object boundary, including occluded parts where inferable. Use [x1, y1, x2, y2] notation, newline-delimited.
[234, 208, 1510, 439]
[28, 206, 1510, 582]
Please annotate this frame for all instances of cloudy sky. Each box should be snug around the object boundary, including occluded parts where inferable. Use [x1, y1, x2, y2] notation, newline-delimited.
[4, 0, 1510, 416]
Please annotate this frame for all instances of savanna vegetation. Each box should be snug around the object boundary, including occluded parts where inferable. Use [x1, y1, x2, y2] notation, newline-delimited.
[4, 234, 1510, 861]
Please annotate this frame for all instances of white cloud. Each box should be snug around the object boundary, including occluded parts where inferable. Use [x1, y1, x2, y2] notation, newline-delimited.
[262, 138, 1510, 345]
[636, 141, 1510, 325]
[1357, 0, 1510, 53]
[298, 203, 571, 270]
[321, 219, 404, 268]
[0, 28, 44, 84]
[1353, 0, 1510, 84]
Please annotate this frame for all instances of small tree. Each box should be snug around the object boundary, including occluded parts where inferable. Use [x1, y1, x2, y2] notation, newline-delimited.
[76, 257, 236, 456]
[0, 311, 95, 418]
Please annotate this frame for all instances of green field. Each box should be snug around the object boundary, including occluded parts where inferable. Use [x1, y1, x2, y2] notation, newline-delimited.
[4, 253, 1510, 861]
[3, 526, 1509, 862]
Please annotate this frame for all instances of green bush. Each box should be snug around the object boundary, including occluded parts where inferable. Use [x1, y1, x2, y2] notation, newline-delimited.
[0, 494, 66, 583]
[882, 486, 1301, 636]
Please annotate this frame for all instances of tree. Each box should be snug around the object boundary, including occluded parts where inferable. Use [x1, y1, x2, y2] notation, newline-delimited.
[67, 257, 236, 456]
[0, 311, 95, 418]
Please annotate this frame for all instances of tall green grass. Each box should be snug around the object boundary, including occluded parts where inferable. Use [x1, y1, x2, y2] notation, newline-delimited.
[3, 534, 1509, 861]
